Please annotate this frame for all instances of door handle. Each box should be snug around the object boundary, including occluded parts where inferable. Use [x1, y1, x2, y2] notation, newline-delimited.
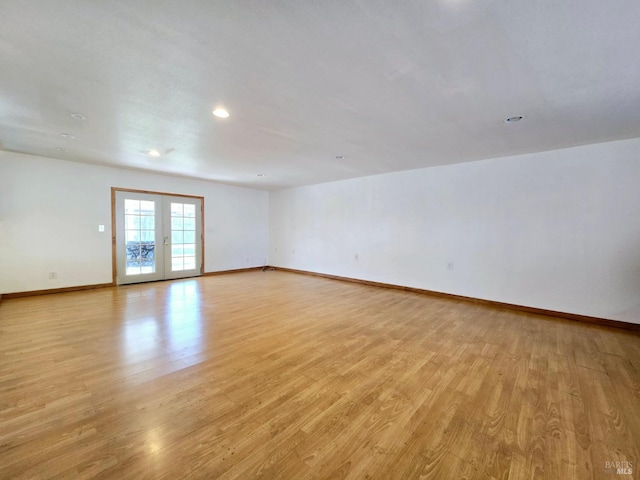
[163, 236, 169, 246]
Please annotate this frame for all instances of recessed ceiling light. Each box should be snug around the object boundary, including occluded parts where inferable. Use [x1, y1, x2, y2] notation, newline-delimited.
[335, 155, 344, 159]
[55, 147, 66, 152]
[257, 173, 265, 177]
[60, 133, 76, 139]
[505, 116, 524, 123]
[148, 149, 161, 157]
[69, 113, 86, 120]
[212, 107, 230, 118]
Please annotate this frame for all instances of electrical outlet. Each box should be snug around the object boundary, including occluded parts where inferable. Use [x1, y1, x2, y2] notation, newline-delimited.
[447, 262, 454, 270]
[48, 271, 57, 280]
[354, 254, 359, 260]
[98, 224, 105, 232]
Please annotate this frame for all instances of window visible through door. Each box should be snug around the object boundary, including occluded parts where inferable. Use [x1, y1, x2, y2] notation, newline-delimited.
[170, 202, 197, 272]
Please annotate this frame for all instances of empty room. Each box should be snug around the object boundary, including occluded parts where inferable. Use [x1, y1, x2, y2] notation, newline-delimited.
[1, 1, 639, 479]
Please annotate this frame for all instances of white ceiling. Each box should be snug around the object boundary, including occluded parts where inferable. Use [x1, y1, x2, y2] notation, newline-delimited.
[1, 1, 640, 190]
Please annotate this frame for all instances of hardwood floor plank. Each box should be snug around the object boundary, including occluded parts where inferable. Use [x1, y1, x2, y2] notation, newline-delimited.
[1, 271, 639, 479]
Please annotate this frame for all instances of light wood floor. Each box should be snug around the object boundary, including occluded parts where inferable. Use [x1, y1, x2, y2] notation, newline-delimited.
[1, 271, 639, 479]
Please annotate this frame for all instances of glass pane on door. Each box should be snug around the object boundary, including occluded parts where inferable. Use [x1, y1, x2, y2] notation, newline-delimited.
[124, 199, 156, 275]
[170, 202, 197, 272]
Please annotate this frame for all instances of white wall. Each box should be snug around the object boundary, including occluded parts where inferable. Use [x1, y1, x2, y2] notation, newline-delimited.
[269, 138, 640, 324]
[0, 152, 268, 293]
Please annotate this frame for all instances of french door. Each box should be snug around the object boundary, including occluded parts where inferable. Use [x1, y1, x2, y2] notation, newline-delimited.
[114, 190, 203, 285]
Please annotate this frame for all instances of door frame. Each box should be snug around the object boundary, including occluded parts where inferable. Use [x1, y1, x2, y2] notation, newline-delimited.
[111, 187, 205, 284]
